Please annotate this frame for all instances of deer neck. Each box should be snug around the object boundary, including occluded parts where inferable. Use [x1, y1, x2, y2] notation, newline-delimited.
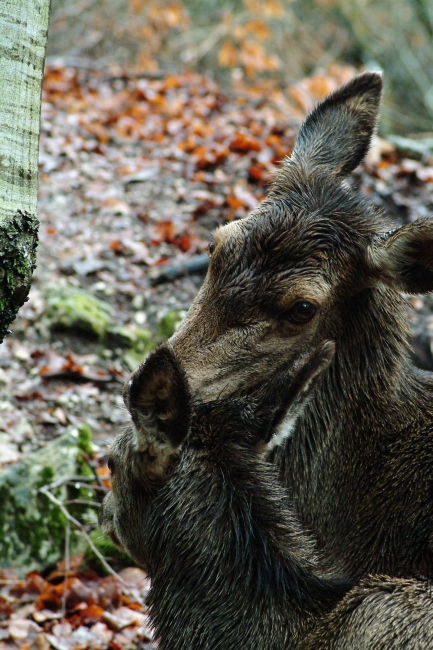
[148, 445, 348, 650]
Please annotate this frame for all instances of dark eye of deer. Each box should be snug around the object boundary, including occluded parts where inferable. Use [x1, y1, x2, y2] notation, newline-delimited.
[107, 458, 115, 475]
[208, 240, 215, 256]
[286, 301, 317, 324]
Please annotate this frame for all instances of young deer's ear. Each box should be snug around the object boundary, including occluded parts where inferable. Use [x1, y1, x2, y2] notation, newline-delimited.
[123, 344, 191, 453]
[366, 219, 433, 294]
[248, 341, 335, 449]
[289, 72, 382, 178]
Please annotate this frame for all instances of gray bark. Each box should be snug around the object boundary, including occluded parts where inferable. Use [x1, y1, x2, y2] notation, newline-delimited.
[0, 0, 51, 342]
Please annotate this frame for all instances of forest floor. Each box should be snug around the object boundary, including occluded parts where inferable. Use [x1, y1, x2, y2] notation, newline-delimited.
[0, 63, 433, 649]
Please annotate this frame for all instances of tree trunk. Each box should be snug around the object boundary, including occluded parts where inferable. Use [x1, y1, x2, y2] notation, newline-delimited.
[0, 0, 50, 343]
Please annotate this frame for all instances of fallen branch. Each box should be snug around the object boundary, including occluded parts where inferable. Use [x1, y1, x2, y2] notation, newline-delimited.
[105, 71, 166, 83]
[149, 253, 209, 286]
[41, 369, 119, 383]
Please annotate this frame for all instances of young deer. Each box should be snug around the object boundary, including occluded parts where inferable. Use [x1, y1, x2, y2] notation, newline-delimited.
[99, 345, 433, 650]
[165, 71, 433, 580]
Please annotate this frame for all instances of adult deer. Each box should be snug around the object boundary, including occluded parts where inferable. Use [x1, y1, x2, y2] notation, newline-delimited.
[100, 344, 433, 650]
[166, 71, 433, 580]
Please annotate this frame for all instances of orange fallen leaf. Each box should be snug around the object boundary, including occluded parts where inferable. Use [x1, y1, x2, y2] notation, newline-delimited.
[229, 133, 261, 153]
[226, 195, 245, 210]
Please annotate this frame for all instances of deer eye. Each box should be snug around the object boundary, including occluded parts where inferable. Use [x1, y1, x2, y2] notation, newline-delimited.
[285, 301, 317, 324]
[208, 239, 215, 256]
[107, 458, 115, 475]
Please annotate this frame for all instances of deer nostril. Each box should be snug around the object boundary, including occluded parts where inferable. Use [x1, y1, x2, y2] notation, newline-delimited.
[107, 458, 115, 475]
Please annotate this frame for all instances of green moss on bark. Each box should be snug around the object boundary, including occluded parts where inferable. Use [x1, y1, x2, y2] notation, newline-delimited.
[0, 210, 38, 342]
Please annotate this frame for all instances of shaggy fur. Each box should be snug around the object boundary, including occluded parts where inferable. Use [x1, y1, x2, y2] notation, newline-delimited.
[100, 345, 433, 650]
[167, 72, 433, 580]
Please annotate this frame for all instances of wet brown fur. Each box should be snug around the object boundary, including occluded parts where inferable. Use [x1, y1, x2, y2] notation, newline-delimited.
[165, 72, 433, 580]
[100, 345, 433, 650]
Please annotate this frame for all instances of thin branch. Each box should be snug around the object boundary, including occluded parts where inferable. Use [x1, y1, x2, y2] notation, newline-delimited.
[64, 480, 109, 493]
[61, 518, 70, 620]
[38, 484, 129, 588]
[44, 474, 109, 494]
[65, 499, 101, 507]
[44, 475, 96, 490]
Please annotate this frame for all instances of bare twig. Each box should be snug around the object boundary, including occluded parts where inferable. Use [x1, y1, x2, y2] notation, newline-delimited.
[38, 484, 129, 587]
[61, 518, 70, 620]
[70, 483, 108, 493]
[65, 499, 101, 507]
[44, 475, 96, 490]
[51, 476, 108, 493]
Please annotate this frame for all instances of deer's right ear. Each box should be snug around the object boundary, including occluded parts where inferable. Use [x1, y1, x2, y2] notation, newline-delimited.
[123, 345, 191, 452]
[289, 72, 382, 178]
[366, 219, 433, 294]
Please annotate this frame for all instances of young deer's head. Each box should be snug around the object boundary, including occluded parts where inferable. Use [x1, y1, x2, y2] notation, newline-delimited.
[99, 340, 334, 571]
[169, 72, 433, 412]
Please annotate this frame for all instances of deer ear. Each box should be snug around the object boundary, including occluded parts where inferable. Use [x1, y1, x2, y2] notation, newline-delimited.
[366, 219, 433, 294]
[123, 345, 191, 452]
[290, 72, 382, 178]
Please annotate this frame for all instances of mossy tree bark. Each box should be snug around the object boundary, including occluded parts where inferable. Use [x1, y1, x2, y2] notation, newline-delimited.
[0, 0, 51, 343]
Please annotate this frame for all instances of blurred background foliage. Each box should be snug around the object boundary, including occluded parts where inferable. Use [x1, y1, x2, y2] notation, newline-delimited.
[48, 0, 433, 134]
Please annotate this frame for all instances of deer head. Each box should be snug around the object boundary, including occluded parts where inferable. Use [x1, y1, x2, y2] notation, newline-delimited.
[99, 340, 334, 570]
[169, 72, 433, 414]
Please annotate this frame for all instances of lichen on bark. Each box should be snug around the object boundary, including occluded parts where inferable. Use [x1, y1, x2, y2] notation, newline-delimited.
[0, 209, 38, 341]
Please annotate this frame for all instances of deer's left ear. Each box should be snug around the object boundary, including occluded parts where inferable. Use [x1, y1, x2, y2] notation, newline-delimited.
[288, 72, 382, 178]
[123, 344, 191, 453]
[366, 219, 433, 294]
